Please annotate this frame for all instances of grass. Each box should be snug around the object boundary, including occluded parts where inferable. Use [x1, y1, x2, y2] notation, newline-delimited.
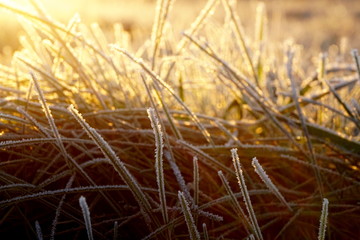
[0, 0, 359, 239]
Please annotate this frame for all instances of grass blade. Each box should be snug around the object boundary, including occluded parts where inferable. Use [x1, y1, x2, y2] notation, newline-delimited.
[251, 157, 292, 212]
[35, 220, 43, 240]
[147, 107, 168, 224]
[178, 191, 200, 240]
[202, 223, 209, 240]
[218, 170, 251, 234]
[287, 50, 324, 198]
[79, 196, 94, 240]
[318, 198, 329, 240]
[68, 104, 158, 228]
[231, 149, 263, 240]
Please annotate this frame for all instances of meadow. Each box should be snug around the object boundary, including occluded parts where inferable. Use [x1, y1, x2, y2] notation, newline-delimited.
[0, 0, 359, 239]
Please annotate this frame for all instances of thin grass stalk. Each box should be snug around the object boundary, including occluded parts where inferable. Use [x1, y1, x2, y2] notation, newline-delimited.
[68, 104, 159, 228]
[79, 196, 94, 240]
[16, 106, 51, 137]
[193, 156, 199, 207]
[231, 149, 263, 240]
[255, 2, 265, 44]
[0, 112, 30, 125]
[351, 49, 360, 83]
[192, 156, 200, 225]
[30, 72, 73, 170]
[318, 198, 329, 240]
[251, 157, 292, 212]
[142, 74, 182, 140]
[165, 150, 192, 202]
[222, 0, 258, 85]
[112, 46, 214, 145]
[147, 107, 168, 224]
[35, 220, 43, 240]
[113, 221, 118, 240]
[218, 170, 251, 234]
[176, 0, 219, 53]
[178, 191, 201, 240]
[254, 2, 266, 82]
[287, 50, 324, 198]
[200, 223, 208, 240]
[151, 0, 174, 70]
[214, 120, 242, 145]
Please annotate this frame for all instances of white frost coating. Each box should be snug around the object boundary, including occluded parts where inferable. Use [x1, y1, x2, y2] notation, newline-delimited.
[252, 157, 292, 212]
[318, 198, 329, 240]
[79, 196, 94, 240]
[178, 191, 200, 240]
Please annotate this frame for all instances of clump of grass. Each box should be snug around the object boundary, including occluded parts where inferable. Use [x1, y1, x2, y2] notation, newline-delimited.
[0, 1, 359, 239]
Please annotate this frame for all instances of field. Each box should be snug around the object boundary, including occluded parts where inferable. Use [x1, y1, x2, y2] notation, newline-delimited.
[0, 0, 359, 239]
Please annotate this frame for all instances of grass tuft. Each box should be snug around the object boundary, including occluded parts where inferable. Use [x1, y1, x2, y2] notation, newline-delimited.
[0, 1, 359, 239]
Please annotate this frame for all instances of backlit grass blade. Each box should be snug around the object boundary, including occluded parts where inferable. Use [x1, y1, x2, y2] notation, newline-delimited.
[176, 0, 219, 53]
[251, 157, 292, 212]
[79, 196, 94, 240]
[151, 0, 174, 69]
[222, 0, 258, 84]
[287, 50, 324, 198]
[231, 149, 263, 240]
[147, 107, 168, 224]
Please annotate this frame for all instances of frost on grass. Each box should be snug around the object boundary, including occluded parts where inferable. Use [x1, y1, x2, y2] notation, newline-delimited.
[251, 157, 292, 211]
[147, 107, 168, 224]
[231, 149, 263, 240]
[318, 198, 329, 240]
[165, 150, 192, 202]
[68, 104, 155, 225]
[35, 220, 43, 240]
[79, 196, 94, 240]
[178, 191, 200, 240]
[218, 170, 251, 233]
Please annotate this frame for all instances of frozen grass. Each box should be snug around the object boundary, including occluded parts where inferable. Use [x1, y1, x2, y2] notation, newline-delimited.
[0, 0, 359, 239]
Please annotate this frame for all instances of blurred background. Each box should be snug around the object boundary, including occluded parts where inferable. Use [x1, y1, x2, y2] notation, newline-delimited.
[0, 0, 359, 60]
